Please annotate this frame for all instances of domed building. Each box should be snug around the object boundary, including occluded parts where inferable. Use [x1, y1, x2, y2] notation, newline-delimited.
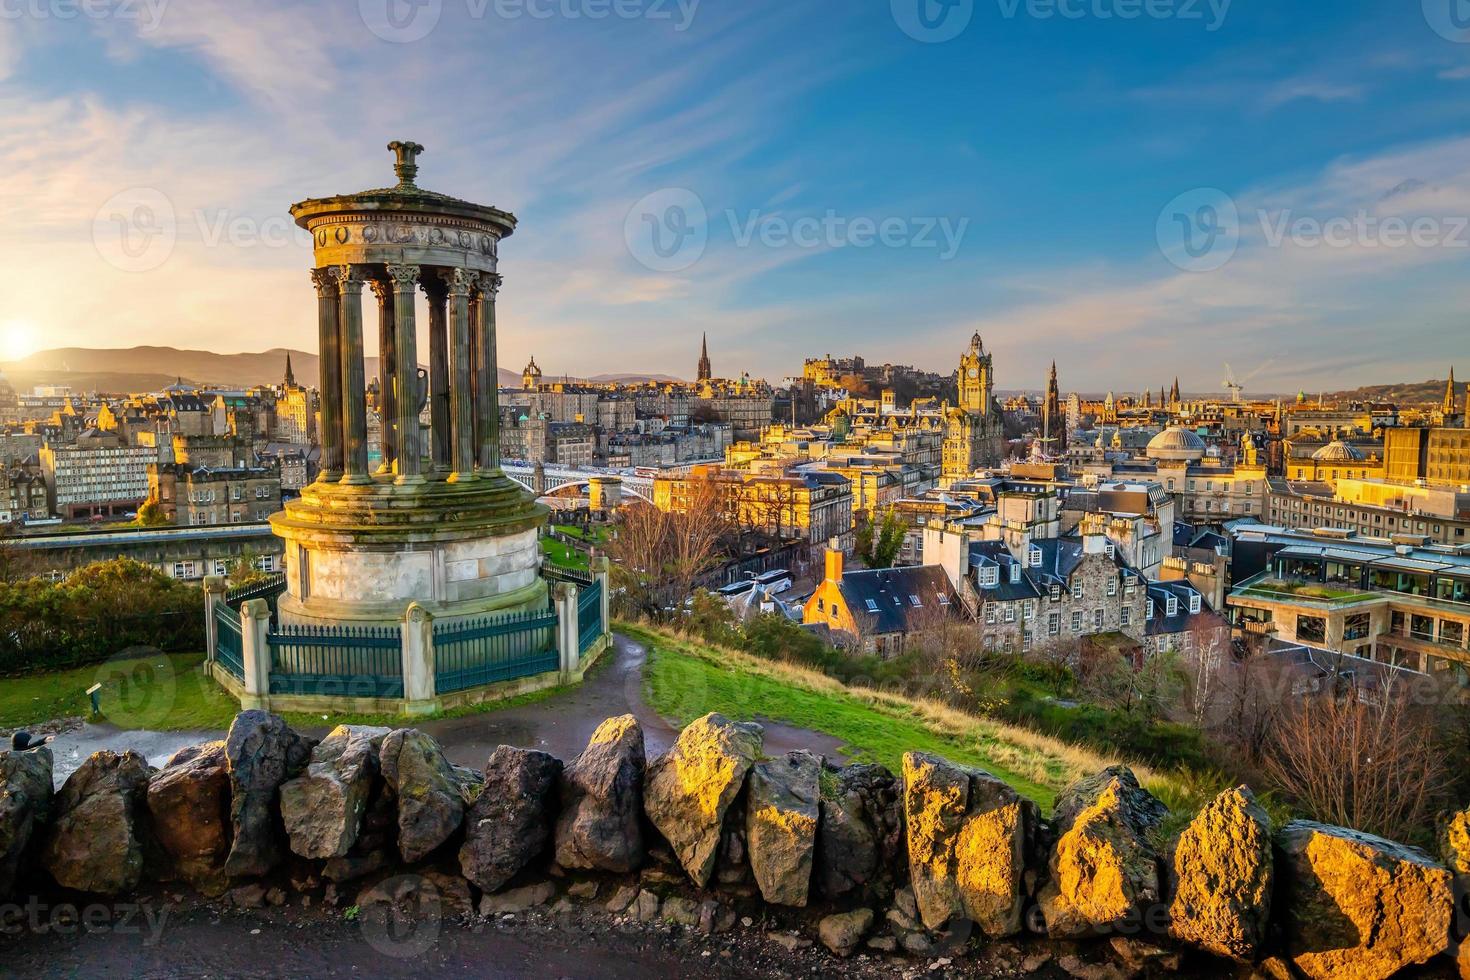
[1287, 436, 1383, 484]
[1312, 439, 1364, 463]
[1145, 425, 1207, 463]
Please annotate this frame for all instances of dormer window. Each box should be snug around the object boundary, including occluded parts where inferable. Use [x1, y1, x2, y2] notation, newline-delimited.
[1010, 563, 1021, 584]
[1147, 598, 1155, 619]
[865, 599, 880, 613]
[980, 566, 999, 588]
[1105, 541, 1116, 558]
[1189, 593, 1201, 615]
[1166, 595, 1179, 617]
[1028, 546, 1042, 567]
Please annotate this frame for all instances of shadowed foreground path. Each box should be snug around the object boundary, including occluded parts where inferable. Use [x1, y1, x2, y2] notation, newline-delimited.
[43, 634, 848, 787]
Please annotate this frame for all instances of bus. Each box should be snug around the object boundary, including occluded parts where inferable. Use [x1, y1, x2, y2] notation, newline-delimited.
[751, 568, 793, 595]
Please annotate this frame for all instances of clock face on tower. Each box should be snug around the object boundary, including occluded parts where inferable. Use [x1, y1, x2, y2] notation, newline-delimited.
[968, 368, 978, 378]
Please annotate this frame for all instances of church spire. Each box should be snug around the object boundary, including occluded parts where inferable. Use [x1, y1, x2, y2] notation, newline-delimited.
[697, 333, 712, 382]
[284, 351, 295, 387]
[1445, 366, 1458, 418]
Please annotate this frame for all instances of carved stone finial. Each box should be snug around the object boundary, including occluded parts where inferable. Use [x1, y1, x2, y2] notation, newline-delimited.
[386, 263, 421, 289]
[310, 266, 338, 295]
[388, 140, 425, 187]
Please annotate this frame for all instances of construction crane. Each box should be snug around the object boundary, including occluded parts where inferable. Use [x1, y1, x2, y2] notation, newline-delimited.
[1223, 364, 1244, 403]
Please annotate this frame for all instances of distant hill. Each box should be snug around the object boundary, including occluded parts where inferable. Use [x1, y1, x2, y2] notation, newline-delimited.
[1319, 379, 1457, 407]
[0, 347, 521, 393]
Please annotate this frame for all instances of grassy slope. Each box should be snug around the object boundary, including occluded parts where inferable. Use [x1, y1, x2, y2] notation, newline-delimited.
[628, 624, 1193, 815]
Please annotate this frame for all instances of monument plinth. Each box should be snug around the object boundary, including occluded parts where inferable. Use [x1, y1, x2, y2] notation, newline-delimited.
[271, 142, 548, 627]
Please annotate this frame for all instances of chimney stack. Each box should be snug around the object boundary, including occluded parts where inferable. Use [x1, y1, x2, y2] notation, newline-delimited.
[824, 538, 844, 583]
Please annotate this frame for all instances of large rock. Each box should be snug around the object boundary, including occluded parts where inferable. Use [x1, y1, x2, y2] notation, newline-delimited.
[0, 747, 53, 899]
[380, 729, 465, 863]
[146, 741, 232, 894]
[223, 710, 313, 878]
[279, 726, 391, 860]
[555, 715, 646, 873]
[814, 762, 904, 903]
[1038, 765, 1168, 939]
[746, 749, 821, 907]
[1277, 820, 1453, 980]
[819, 908, 875, 957]
[42, 750, 152, 894]
[644, 713, 763, 887]
[902, 751, 1037, 937]
[459, 745, 561, 892]
[1168, 785, 1273, 962]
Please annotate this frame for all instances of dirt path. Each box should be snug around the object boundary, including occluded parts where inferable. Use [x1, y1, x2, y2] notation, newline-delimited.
[41, 634, 849, 785]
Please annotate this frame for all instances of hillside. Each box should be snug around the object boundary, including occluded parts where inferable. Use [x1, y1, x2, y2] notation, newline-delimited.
[0, 347, 521, 393]
[1321, 378, 1458, 407]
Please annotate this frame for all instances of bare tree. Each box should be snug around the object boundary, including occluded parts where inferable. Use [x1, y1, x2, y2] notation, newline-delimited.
[607, 478, 731, 621]
[1262, 689, 1448, 842]
[1181, 618, 1231, 727]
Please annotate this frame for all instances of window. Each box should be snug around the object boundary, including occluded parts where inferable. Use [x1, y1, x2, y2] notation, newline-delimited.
[1094, 609, 1104, 629]
[1166, 595, 1178, 617]
[980, 566, 999, 587]
[1071, 583, 1083, 599]
[1023, 602, 1034, 621]
[1297, 614, 1327, 644]
[1146, 598, 1155, 619]
[1005, 605, 1017, 623]
[1107, 577, 1117, 597]
[909, 595, 922, 608]
[1049, 585, 1062, 601]
[985, 606, 998, 625]
[213, 559, 228, 577]
[1071, 611, 1083, 632]
[864, 599, 880, 613]
[1028, 546, 1042, 567]
[1047, 613, 1061, 636]
[1188, 592, 1201, 615]
[1120, 608, 1131, 627]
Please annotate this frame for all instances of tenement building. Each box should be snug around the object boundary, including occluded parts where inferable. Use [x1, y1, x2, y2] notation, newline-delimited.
[148, 462, 283, 526]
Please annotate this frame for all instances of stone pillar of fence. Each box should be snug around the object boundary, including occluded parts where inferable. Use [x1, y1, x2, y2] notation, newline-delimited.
[203, 576, 227, 666]
[239, 599, 273, 710]
[591, 555, 611, 639]
[555, 582, 579, 682]
[402, 603, 437, 715]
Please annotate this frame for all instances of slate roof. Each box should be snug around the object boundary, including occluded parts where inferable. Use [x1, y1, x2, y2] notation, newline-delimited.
[837, 565, 957, 635]
[1142, 580, 1226, 637]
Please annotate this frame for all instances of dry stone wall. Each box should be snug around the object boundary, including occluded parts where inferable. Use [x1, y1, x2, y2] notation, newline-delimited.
[0, 708, 1464, 980]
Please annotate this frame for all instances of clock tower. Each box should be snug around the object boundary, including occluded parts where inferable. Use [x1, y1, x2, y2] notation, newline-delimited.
[958, 331, 992, 415]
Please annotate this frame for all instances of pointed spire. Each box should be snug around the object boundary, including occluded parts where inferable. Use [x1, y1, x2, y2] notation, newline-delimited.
[1446, 366, 1459, 417]
[284, 351, 295, 387]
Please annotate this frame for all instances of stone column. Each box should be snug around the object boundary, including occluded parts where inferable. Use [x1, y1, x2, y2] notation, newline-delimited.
[591, 555, 611, 644]
[423, 273, 451, 476]
[336, 266, 371, 484]
[401, 602, 436, 714]
[371, 276, 397, 474]
[387, 263, 423, 483]
[475, 273, 503, 471]
[311, 267, 344, 482]
[554, 582, 580, 682]
[445, 268, 477, 480]
[203, 575, 227, 665]
[239, 598, 273, 710]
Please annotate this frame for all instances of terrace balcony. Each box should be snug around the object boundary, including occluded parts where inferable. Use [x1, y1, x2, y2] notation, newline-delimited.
[1229, 571, 1383, 610]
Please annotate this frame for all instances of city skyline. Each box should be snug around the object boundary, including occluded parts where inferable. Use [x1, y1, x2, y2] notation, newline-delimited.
[4, 2, 1470, 389]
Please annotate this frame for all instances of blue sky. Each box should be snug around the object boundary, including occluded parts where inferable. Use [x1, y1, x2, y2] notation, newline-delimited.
[3, 0, 1470, 394]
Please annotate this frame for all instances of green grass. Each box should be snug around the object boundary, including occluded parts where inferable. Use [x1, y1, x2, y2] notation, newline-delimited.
[540, 536, 590, 571]
[0, 652, 240, 732]
[628, 624, 1193, 813]
[0, 644, 611, 734]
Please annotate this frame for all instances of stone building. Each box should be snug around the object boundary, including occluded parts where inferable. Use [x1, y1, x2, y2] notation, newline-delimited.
[498, 411, 595, 467]
[0, 467, 49, 525]
[40, 433, 157, 519]
[148, 462, 283, 526]
[803, 544, 959, 656]
[942, 333, 1008, 485]
[272, 354, 316, 446]
[653, 464, 854, 554]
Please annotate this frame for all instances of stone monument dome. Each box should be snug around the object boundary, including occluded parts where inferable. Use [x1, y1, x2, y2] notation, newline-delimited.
[1145, 425, 1206, 462]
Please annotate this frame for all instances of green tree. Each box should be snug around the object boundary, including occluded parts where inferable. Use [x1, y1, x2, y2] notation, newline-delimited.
[135, 496, 169, 527]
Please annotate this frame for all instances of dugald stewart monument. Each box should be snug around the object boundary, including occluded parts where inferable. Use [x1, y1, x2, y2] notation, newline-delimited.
[274, 141, 548, 629]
